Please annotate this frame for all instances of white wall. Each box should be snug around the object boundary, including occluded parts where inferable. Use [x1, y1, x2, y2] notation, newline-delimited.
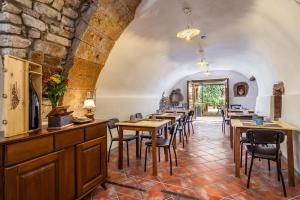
[171, 70, 258, 109]
[95, 0, 300, 173]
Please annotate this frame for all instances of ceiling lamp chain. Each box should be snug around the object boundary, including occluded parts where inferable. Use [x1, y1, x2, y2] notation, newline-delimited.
[176, 7, 200, 41]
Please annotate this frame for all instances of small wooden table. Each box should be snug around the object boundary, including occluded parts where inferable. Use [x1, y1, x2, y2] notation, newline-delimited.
[165, 109, 190, 115]
[116, 119, 171, 176]
[228, 109, 255, 113]
[228, 112, 256, 148]
[231, 119, 298, 187]
[152, 113, 182, 123]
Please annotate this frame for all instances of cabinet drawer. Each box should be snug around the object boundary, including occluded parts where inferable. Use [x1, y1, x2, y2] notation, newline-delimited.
[5, 136, 53, 166]
[55, 128, 84, 150]
[85, 123, 106, 141]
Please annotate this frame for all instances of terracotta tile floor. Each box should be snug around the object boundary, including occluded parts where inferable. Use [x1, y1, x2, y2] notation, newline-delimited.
[91, 120, 300, 200]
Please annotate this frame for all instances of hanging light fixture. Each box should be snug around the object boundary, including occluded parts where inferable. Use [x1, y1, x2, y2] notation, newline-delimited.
[197, 58, 209, 67]
[203, 69, 211, 76]
[196, 48, 208, 67]
[177, 7, 200, 41]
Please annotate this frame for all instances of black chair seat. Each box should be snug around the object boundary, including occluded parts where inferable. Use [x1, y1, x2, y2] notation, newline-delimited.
[241, 136, 250, 143]
[246, 145, 277, 160]
[112, 135, 138, 141]
[145, 138, 170, 148]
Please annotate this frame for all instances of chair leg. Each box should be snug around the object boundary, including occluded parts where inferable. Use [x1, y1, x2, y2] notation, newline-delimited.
[191, 122, 194, 134]
[245, 151, 248, 175]
[108, 141, 113, 162]
[240, 143, 243, 168]
[168, 148, 173, 175]
[268, 160, 271, 172]
[126, 141, 129, 167]
[222, 122, 225, 133]
[277, 159, 281, 182]
[144, 146, 148, 172]
[179, 130, 182, 142]
[187, 122, 191, 136]
[173, 145, 178, 166]
[181, 131, 184, 148]
[278, 161, 287, 197]
[247, 157, 254, 188]
[139, 137, 143, 160]
[184, 128, 188, 143]
[158, 147, 161, 162]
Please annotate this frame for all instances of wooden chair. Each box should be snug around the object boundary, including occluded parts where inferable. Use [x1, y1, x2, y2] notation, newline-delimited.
[186, 110, 195, 135]
[230, 104, 242, 109]
[107, 118, 138, 166]
[244, 129, 287, 197]
[178, 115, 188, 148]
[144, 123, 178, 175]
[135, 113, 163, 159]
[221, 109, 230, 134]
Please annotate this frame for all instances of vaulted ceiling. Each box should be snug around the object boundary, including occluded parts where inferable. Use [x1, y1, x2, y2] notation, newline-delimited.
[96, 0, 300, 97]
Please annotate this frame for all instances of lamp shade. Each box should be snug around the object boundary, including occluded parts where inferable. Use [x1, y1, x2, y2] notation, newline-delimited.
[83, 99, 95, 109]
[177, 28, 200, 41]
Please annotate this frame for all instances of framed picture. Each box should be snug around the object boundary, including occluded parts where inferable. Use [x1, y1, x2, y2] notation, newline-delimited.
[234, 82, 249, 97]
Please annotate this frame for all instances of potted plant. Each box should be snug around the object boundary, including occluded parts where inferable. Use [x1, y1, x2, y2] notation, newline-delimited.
[44, 74, 69, 108]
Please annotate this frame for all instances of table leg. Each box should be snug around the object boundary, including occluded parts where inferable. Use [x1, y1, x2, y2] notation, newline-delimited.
[118, 128, 124, 170]
[234, 127, 241, 177]
[151, 128, 158, 176]
[287, 130, 295, 187]
[164, 126, 169, 161]
[136, 131, 139, 158]
[230, 123, 233, 149]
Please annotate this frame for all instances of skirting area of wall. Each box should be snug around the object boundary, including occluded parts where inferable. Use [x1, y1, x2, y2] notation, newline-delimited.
[281, 93, 300, 174]
[95, 96, 159, 149]
[95, 96, 159, 121]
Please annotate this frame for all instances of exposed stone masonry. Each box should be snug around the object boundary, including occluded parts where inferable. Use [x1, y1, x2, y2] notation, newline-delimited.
[0, 0, 141, 116]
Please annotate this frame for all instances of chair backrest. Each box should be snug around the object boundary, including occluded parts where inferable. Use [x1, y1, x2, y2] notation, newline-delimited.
[181, 114, 188, 125]
[107, 118, 119, 138]
[168, 123, 178, 146]
[246, 129, 285, 156]
[230, 104, 242, 109]
[221, 109, 225, 121]
[135, 113, 143, 119]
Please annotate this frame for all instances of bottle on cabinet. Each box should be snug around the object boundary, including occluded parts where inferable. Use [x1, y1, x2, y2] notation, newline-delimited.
[29, 74, 40, 130]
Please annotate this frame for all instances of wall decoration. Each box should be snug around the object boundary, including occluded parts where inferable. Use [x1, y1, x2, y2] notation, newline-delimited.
[233, 82, 249, 97]
[10, 82, 20, 110]
[273, 81, 284, 120]
[159, 92, 169, 111]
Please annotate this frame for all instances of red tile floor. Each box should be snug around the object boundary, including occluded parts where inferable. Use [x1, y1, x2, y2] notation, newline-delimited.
[90, 120, 300, 200]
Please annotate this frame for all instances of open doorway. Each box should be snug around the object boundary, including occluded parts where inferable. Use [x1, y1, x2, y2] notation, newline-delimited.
[187, 79, 229, 120]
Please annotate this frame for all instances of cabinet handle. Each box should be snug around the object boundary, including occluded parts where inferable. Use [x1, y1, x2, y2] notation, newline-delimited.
[2, 120, 7, 125]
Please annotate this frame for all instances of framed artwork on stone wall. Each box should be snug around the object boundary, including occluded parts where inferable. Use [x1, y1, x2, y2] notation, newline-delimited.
[233, 82, 249, 97]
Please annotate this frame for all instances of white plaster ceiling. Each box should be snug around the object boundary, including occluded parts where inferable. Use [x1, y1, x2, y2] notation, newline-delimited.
[96, 0, 300, 97]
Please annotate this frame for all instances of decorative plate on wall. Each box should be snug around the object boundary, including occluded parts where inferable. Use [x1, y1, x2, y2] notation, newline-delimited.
[233, 82, 249, 97]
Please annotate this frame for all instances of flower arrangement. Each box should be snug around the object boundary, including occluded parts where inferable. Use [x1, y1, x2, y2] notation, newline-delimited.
[43, 74, 69, 108]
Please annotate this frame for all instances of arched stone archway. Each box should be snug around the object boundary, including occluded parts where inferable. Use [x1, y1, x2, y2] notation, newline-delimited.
[0, 0, 141, 116]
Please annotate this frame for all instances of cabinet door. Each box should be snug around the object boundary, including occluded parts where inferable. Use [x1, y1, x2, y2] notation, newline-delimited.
[76, 137, 107, 197]
[5, 151, 64, 200]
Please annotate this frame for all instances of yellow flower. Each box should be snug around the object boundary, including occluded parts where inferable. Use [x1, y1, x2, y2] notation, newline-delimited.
[50, 76, 61, 84]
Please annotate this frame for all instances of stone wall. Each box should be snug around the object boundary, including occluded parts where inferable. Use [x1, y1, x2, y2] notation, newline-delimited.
[0, 0, 141, 117]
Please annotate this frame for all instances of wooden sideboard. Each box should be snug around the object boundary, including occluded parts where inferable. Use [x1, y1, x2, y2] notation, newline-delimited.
[0, 119, 107, 200]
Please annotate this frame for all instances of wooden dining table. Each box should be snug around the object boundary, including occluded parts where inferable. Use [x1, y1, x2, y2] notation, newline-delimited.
[228, 112, 260, 148]
[116, 119, 171, 176]
[165, 109, 190, 115]
[228, 109, 255, 113]
[152, 112, 183, 123]
[231, 119, 299, 187]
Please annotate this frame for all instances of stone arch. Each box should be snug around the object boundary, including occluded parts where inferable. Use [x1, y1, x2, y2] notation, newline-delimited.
[0, 0, 141, 116]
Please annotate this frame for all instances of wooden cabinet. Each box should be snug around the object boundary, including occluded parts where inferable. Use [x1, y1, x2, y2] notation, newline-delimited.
[5, 151, 63, 200]
[76, 137, 107, 197]
[0, 120, 107, 200]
